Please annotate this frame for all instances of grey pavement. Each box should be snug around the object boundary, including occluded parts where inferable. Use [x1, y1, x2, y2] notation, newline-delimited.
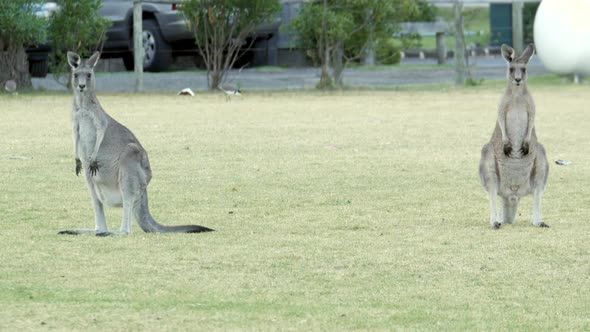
[32, 55, 550, 93]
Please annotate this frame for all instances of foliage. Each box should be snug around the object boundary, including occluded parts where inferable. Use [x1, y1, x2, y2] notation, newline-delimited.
[395, 0, 437, 22]
[375, 38, 401, 65]
[0, 0, 47, 90]
[289, 0, 434, 89]
[48, 0, 111, 87]
[0, 0, 47, 47]
[290, 2, 354, 67]
[182, 0, 281, 90]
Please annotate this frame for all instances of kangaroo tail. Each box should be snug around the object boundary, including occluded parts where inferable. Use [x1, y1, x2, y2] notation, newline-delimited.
[134, 191, 214, 233]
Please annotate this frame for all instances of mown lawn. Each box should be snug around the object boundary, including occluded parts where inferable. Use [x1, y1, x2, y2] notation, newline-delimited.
[1, 86, 589, 330]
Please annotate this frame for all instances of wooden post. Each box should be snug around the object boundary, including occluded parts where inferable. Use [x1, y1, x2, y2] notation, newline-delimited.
[512, 0, 524, 53]
[435, 32, 447, 65]
[133, 0, 143, 92]
[453, 0, 467, 85]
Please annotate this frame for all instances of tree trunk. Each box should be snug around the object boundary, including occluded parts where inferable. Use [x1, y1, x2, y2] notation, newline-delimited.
[361, 9, 375, 66]
[318, 51, 333, 89]
[0, 43, 32, 91]
[317, 0, 333, 89]
[453, 0, 469, 85]
[210, 72, 223, 90]
[332, 42, 345, 88]
[362, 41, 376, 66]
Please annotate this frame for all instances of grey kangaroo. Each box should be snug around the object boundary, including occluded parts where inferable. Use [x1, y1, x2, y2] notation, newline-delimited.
[479, 44, 549, 230]
[59, 51, 214, 236]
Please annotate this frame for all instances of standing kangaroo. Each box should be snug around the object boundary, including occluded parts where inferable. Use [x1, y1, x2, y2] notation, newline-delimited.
[479, 44, 549, 230]
[59, 51, 214, 236]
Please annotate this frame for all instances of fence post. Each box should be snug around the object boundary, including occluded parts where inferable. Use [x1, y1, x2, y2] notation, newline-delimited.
[436, 32, 447, 65]
[133, 0, 143, 92]
[512, 0, 524, 53]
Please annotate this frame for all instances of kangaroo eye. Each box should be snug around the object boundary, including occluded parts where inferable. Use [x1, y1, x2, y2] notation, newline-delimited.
[87, 73, 92, 79]
[521, 68, 526, 74]
[510, 68, 515, 74]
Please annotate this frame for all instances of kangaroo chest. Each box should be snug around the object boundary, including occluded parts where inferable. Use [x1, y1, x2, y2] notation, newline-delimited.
[505, 99, 529, 146]
[74, 108, 100, 160]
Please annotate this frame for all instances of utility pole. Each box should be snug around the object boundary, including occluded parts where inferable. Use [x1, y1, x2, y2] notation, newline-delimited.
[453, 0, 468, 85]
[133, 0, 143, 92]
[512, 0, 524, 53]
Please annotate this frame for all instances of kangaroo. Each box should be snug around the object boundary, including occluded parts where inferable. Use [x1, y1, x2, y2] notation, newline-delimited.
[479, 44, 549, 230]
[59, 51, 214, 236]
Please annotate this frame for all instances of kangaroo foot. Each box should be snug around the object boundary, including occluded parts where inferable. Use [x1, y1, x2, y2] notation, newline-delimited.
[58, 230, 80, 235]
[491, 222, 502, 230]
[96, 230, 129, 237]
[58, 229, 97, 235]
[533, 221, 550, 228]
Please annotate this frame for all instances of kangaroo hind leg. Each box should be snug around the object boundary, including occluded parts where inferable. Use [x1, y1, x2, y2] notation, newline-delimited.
[116, 143, 152, 235]
[531, 144, 550, 228]
[479, 143, 501, 229]
[502, 196, 519, 224]
[59, 175, 109, 235]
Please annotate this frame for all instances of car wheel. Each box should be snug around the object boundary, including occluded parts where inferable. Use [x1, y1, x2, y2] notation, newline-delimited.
[142, 19, 172, 72]
[29, 58, 49, 78]
[124, 19, 173, 72]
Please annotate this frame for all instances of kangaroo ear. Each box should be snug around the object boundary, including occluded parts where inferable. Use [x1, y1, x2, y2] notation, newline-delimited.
[87, 51, 101, 68]
[518, 43, 535, 63]
[501, 44, 515, 63]
[67, 51, 81, 69]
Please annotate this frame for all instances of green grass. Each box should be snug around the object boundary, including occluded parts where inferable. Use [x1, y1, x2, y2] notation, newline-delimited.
[1, 87, 590, 330]
[254, 66, 287, 72]
[349, 63, 453, 70]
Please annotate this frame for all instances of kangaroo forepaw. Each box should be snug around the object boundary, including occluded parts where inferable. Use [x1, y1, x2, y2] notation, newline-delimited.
[58, 230, 80, 235]
[491, 222, 502, 230]
[503, 143, 512, 156]
[521, 142, 530, 155]
[75, 158, 82, 176]
[88, 161, 100, 176]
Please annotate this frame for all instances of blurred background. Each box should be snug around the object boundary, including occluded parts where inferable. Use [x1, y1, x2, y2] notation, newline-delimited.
[0, 0, 576, 93]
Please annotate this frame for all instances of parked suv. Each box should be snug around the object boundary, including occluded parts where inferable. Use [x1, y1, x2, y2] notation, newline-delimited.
[27, 1, 278, 75]
[100, 0, 279, 72]
[100, 0, 196, 72]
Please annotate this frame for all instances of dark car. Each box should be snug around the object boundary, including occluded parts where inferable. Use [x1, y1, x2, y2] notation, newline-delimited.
[25, 2, 58, 78]
[99, 0, 197, 72]
[28, 1, 279, 75]
[100, 0, 279, 72]
[25, 1, 190, 75]
[26, 43, 51, 77]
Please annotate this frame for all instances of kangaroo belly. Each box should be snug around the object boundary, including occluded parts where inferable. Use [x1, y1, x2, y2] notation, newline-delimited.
[93, 182, 123, 207]
[498, 158, 534, 198]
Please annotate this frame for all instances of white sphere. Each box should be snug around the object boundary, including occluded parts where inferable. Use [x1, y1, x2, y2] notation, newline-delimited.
[534, 0, 590, 75]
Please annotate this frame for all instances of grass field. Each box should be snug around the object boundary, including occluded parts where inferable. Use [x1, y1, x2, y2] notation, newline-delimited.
[1, 84, 590, 330]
